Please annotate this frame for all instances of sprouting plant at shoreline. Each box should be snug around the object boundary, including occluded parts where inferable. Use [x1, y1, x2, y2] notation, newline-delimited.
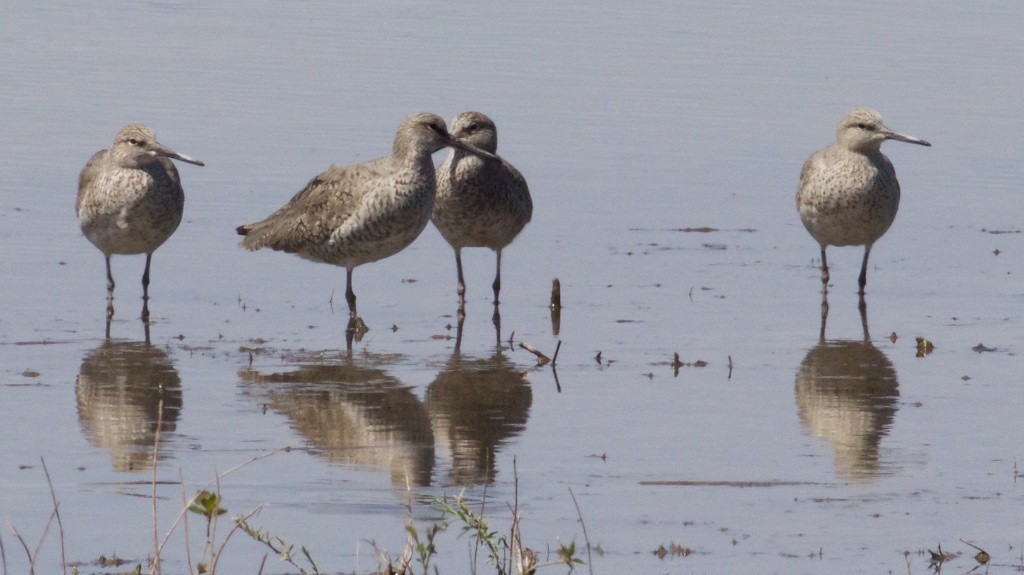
[5, 450, 589, 575]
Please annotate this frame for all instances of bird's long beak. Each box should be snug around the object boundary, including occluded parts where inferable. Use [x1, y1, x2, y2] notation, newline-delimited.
[884, 129, 931, 147]
[150, 143, 206, 166]
[449, 137, 500, 161]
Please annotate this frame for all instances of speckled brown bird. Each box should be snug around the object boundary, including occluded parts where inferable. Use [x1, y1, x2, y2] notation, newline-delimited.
[433, 112, 532, 306]
[796, 108, 930, 294]
[76, 124, 204, 317]
[236, 112, 496, 332]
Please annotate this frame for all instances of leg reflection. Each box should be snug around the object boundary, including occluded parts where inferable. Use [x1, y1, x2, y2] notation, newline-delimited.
[858, 294, 870, 342]
[550, 278, 561, 336]
[818, 289, 829, 343]
[344, 316, 360, 355]
[455, 304, 466, 355]
[492, 303, 501, 350]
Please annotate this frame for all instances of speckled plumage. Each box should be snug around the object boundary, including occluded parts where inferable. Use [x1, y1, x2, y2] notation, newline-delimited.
[76, 123, 204, 315]
[433, 112, 532, 305]
[796, 108, 929, 293]
[236, 112, 497, 328]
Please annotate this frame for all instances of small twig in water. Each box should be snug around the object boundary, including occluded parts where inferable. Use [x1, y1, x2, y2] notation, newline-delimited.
[519, 342, 551, 365]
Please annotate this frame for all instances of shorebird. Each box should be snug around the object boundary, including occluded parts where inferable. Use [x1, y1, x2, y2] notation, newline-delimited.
[433, 112, 532, 306]
[796, 108, 930, 294]
[236, 112, 497, 334]
[76, 124, 204, 319]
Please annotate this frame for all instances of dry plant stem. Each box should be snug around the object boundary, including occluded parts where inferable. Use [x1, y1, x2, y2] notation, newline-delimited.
[153, 448, 287, 569]
[5, 503, 54, 572]
[151, 399, 163, 575]
[509, 457, 532, 575]
[1, 528, 8, 575]
[5, 517, 39, 575]
[209, 471, 222, 560]
[510, 459, 519, 564]
[39, 458, 67, 575]
[28, 509, 56, 575]
[179, 470, 194, 575]
[568, 488, 593, 575]
[257, 553, 268, 575]
[208, 505, 264, 574]
[477, 468, 490, 572]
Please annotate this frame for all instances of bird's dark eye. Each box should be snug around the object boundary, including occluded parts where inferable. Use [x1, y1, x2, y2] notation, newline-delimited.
[855, 123, 870, 130]
[467, 123, 479, 131]
[127, 138, 141, 145]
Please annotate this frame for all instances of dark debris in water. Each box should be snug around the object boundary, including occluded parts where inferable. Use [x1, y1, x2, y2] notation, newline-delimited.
[971, 343, 997, 353]
[653, 542, 695, 559]
[639, 480, 822, 487]
[915, 337, 935, 357]
[655, 353, 709, 376]
[927, 543, 959, 570]
[627, 226, 757, 233]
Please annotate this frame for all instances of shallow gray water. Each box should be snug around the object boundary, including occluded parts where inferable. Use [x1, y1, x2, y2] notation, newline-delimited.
[2, 2, 1024, 574]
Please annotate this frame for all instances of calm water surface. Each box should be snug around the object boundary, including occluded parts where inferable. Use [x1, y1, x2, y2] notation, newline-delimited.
[2, 1, 1023, 573]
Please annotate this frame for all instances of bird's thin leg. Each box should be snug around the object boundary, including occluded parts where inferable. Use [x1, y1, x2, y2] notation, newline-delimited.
[819, 246, 830, 288]
[344, 268, 368, 335]
[455, 249, 466, 306]
[344, 317, 356, 353]
[345, 268, 357, 318]
[141, 253, 152, 321]
[105, 255, 116, 301]
[142, 252, 152, 302]
[858, 244, 872, 295]
[345, 268, 368, 337]
[492, 249, 502, 305]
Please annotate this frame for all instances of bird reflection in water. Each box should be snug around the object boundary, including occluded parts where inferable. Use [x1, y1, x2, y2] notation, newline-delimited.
[239, 354, 434, 486]
[76, 337, 182, 473]
[795, 294, 899, 482]
[427, 309, 532, 485]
